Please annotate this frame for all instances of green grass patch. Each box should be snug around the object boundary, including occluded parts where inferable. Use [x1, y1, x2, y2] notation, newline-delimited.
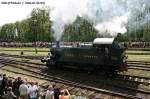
[128, 48, 150, 51]
[0, 50, 48, 56]
[125, 50, 150, 61]
[0, 47, 49, 56]
[126, 50, 150, 54]
[127, 54, 150, 62]
[0, 47, 49, 51]
[22, 52, 48, 56]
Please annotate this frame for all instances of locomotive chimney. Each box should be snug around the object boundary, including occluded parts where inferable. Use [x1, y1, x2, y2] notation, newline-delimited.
[56, 41, 60, 48]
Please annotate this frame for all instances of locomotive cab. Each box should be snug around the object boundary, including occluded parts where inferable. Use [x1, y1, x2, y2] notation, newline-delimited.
[93, 38, 127, 72]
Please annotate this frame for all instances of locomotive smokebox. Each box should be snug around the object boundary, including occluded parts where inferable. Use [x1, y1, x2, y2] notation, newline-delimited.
[56, 41, 60, 48]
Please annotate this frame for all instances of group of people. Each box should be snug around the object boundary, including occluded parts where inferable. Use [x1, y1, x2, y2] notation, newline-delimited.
[0, 74, 71, 99]
[123, 42, 150, 48]
[44, 85, 70, 99]
[0, 42, 50, 48]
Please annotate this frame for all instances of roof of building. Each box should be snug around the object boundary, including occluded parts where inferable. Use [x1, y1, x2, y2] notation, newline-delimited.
[93, 38, 114, 44]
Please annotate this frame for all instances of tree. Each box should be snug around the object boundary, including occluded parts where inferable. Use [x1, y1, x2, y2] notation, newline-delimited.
[64, 16, 97, 42]
[126, 3, 150, 42]
[29, 7, 52, 42]
[15, 19, 30, 42]
[0, 23, 16, 41]
[143, 27, 150, 41]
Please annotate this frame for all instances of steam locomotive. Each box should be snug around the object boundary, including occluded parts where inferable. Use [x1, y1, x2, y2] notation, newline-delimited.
[41, 38, 127, 74]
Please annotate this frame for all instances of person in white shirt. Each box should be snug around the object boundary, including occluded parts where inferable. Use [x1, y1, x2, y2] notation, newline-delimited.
[19, 80, 29, 99]
[34, 82, 41, 97]
[28, 82, 38, 99]
[45, 85, 54, 99]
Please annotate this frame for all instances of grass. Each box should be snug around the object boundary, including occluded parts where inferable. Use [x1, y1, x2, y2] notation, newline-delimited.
[0, 50, 48, 56]
[0, 47, 49, 51]
[126, 50, 150, 54]
[0, 47, 50, 56]
[125, 50, 150, 62]
[127, 54, 150, 62]
[22, 52, 48, 56]
[30, 59, 43, 63]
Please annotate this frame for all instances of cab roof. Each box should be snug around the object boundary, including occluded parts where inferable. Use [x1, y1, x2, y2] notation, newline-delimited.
[93, 38, 114, 45]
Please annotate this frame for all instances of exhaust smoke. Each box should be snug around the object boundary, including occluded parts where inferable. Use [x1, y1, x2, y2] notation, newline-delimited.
[46, 0, 150, 40]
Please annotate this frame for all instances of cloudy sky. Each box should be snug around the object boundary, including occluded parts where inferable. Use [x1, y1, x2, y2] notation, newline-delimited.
[0, 0, 48, 26]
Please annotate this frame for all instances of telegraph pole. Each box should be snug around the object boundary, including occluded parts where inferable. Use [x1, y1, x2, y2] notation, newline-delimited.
[33, 19, 37, 54]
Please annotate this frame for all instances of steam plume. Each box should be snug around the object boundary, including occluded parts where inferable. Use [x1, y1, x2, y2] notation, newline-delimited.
[46, 0, 150, 40]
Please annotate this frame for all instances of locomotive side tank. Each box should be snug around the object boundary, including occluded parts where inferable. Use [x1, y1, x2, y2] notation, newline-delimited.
[41, 38, 127, 74]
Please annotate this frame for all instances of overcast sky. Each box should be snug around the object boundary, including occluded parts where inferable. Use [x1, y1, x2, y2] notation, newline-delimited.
[0, 0, 49, 26]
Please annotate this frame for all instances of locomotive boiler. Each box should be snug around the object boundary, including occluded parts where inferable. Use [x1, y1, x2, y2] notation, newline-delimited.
[41, 38, 127, 74]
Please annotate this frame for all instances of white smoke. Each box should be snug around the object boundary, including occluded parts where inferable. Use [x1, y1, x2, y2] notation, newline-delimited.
[94, 14, 128, 36]
[46, 0, 150, 40]
[127, 0, 150, 32]
[47, 0, 88, 41]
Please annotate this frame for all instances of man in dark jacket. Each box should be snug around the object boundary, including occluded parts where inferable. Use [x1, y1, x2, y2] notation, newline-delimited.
[1, 74, 8, 95]
[53, 85, 60, 99]
[14, 77, 23, 98]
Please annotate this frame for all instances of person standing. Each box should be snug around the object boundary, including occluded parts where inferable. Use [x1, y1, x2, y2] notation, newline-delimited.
[1, 74, 8, 95]
[19, 80, 29, 99]
[12, 78, 18, 96]
[59, 89, 70, 99]
[4, 87, 17, 99]
[45, 85, 54, 99]
[28, 82, 38, 99]
[16, 77, 23, 97]
[53, 85, 60, 99]
[7, 78, 13, 88]
[34, 82, 41, 98]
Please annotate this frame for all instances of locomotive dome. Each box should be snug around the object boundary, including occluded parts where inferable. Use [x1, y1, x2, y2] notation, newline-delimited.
[93, 38, 114, 44]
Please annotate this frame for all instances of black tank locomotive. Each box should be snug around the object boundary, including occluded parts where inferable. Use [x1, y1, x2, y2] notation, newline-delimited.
[41, 38, 127, 74]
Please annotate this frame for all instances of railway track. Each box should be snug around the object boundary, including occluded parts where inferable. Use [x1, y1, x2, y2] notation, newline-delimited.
[5, 59, 150, 85]
[0, 56, 150, 98]
[1, 56, 150, 85]
[127, 61, 150, 71]
[1, 55, 150, 85]
[1, 54, 150, 82]
[2, 53, 149, 71]
[0, 53, 42, 60]
[1, 53, 150, 67]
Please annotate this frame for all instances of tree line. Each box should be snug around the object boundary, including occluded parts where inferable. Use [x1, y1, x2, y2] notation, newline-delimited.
[0, 7, 98, 42]
[0, 7, 52, 42]
[0, 7, 150, 42]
